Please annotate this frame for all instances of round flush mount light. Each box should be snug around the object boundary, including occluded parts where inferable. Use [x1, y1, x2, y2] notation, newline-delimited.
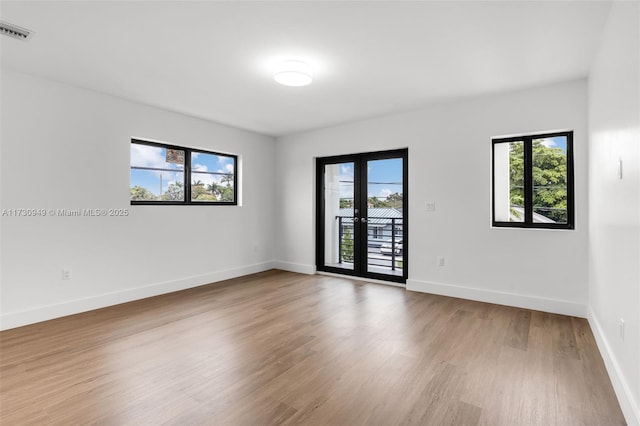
[274, 60, 313, 87]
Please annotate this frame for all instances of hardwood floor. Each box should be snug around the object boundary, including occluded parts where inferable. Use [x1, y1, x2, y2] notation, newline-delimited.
[0, 270, 625, 425]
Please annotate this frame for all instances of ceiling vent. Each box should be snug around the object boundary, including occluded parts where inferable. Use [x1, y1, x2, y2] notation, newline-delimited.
[0, 21, 33, 41]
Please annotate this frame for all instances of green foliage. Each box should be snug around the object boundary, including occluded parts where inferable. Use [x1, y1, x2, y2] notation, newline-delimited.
[161, 181, 184, 201]
[220, 175, 235, 202]
[509, 140, 567, 222]
[509, 142, 525, 209]
[341, 227, 354, 263]
[386, 192, 403, 208]
[195, 193, 216, 201]
[206, 182, 220, 197]
[368, 196, 390, 208]
[131, 178, 234, 203]
[192, 183, 216, 201]
[130, 185, 156, 201]
[207, 181, 234, 202]
[340, 193, 402, 209]
[221, 174, 234, 187]
[340, 198, 353, 208]
[218, 186, 234, 202]
[367, 193, 403, 208]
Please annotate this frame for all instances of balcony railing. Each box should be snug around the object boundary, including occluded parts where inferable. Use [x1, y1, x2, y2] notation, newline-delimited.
[336, 215, 403, 273]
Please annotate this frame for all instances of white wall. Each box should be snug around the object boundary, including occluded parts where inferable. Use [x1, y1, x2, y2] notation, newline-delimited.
[275, 79, 589, 316]
[0, 70, 276, 330]
[588, 2, 640, 424]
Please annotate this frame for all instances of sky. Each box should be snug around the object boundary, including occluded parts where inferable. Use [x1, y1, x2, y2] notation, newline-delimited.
[540, 136, 567, 152]
[339, 157, 403, 199]
[130, 144, 234, 196]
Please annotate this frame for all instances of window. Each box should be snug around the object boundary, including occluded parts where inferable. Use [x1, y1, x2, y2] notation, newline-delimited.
[492, 131, 574, 229]
[130, 139, 237, 205]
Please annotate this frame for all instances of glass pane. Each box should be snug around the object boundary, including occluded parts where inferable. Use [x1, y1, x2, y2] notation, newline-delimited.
[190, 152, 235, 202]
[532, 136, 568, 224]
[367, 158, 403, 276]
[130, 143, 184, 169]
[130, 169, 184, 201]
[494, 141, 524, 222]
[130, 143, 185, 201]
[324, 162, 354, 271]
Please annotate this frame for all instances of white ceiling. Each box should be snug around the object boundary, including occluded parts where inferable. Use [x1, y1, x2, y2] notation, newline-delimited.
[1, 1, 611, 137]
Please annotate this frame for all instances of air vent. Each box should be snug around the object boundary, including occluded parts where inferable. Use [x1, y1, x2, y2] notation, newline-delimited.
[0, 21, 33, 41]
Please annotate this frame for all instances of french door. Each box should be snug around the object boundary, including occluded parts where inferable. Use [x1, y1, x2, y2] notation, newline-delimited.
[316, 149, 408, 284]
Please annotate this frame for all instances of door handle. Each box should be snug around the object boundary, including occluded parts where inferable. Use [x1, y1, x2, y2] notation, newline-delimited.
[354, 217, 359, 223]
[361, 218, 368, 223]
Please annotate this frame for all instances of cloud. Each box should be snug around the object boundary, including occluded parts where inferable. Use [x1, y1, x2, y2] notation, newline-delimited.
[131, 144, 184, 169]
[225, 163, 234, 173]
[379, 188, 392, 198]
[160, 172, 181, 190]
[192, 171, 218, 187]
[189, 163, 217, 186]
[131, 144, 166, 168]
[540, 139, 557, 148]
[218, 155, 232, 165]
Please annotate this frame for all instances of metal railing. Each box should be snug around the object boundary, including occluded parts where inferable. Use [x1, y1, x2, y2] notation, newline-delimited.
[336, 216, 403, 272]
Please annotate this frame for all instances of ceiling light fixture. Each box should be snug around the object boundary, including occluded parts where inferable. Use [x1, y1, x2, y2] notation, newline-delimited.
[274, 60, 313, 87]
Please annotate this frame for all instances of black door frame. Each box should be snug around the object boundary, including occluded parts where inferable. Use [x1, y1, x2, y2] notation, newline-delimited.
[316, 148, 408, 284]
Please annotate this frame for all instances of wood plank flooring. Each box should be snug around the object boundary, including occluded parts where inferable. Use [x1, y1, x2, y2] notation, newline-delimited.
[0, 270, 625, 425]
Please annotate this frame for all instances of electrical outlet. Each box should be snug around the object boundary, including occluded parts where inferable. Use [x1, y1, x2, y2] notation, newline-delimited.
[620, 318, 625, 341]
[62, 269, 72, 280]
[437, 256, 445, 267]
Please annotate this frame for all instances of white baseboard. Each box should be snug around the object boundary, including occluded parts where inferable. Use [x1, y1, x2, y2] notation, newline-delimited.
[588, 306, 640, 426]
[272, 260, 316, 275]
[0, 261, 276, 331]
[406, 278, 586, 318]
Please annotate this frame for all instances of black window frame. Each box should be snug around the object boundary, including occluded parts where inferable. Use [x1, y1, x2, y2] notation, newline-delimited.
[492, 131, 574, 230]
[130, 139, 238, 206]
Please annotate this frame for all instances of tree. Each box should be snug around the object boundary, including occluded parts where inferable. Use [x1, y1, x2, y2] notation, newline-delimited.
[206, 181, 233, 202]
[340, 198, 353, 208]
[221, 174, 233, 187]
[341, 227, 354, 262]
[192, 183, 213, 201]
[161, 181, 184, 201]
[218, 186, 234, 202]
[386, 192, 403, 209]
[207, 182, 220, 195]
[219, 174, 234, 202]
[368, 196, 391, 208]
[195, 193, 216, 201]
[130, 185, 156, 201]
[509, 140, 567, 222]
